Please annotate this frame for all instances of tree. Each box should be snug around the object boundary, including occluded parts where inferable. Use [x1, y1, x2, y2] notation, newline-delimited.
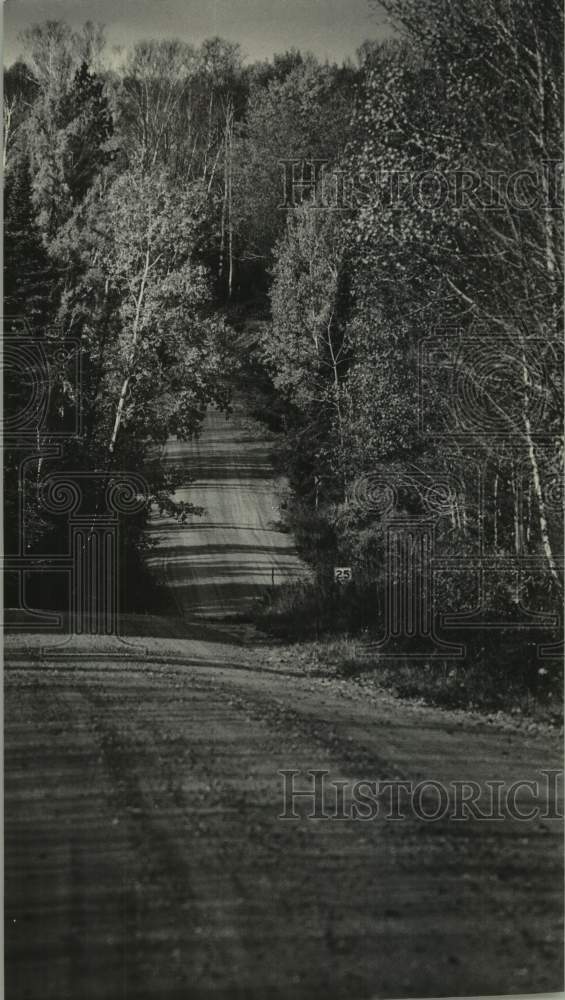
[3, 61, 38, 170]
[263, 206, 350, 499]
[117, 39, 198, 173]
[4, 150, 52, 328]
[59, 62, 114, 203]
[22, 22, 111, 237]
[233, 56, 357, 292]
[344, 0, 563, 599]
[20, 20, 105, 93]
[116, 37, 245, 179]
[53, 168, 231, 464]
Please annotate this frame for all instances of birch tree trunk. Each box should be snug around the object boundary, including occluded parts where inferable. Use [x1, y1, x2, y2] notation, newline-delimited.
[521, 350, 560, 583]
[109, 247, 151, 456]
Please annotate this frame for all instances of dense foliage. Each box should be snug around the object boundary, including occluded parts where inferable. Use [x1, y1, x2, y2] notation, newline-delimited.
[4, 5, 563, 703]
[247, 0, 563, 703]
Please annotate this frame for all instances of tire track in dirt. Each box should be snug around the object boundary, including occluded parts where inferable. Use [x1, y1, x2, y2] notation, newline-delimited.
[148, 405, 307, 619]
[6, 652, 563, 998]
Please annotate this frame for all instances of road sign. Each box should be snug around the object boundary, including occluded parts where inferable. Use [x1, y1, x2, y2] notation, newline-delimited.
[334, 566, 352, 585]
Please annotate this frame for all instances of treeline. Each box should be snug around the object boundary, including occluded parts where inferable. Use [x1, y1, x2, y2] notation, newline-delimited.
[242, 0, 563, 704]
[3, 21, 360, 611]
[3, 3, 563, 701]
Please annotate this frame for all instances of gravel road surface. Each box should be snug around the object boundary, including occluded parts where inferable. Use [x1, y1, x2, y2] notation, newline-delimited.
[5, 406, 564, 999]
[149, 406, 306, 617]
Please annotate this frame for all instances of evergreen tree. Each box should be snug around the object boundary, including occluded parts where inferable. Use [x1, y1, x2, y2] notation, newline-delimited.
[60, 61, 114, 204]
[28, 58, 114, 239]
[4, 151, 52, 330]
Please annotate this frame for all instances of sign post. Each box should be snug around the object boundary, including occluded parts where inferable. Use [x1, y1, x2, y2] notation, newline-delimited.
[334, 566, 352, 585]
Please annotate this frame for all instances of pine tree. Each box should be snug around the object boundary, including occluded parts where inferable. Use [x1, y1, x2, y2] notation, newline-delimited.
[28, 60, 114, 239]
[4, 151, 52, 331]
[60, 62, 114, 204]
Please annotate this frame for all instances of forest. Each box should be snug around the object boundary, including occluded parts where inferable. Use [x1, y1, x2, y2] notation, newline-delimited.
[4, 0, 563, 708]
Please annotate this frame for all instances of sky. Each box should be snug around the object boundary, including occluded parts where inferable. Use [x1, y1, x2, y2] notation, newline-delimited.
[3, 0, 393, 67]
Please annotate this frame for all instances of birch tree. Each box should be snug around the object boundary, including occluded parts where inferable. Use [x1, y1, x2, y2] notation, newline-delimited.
[346, 0, 563, 587]
[54, 169, 230, 461]
[264, 206, 350, 495]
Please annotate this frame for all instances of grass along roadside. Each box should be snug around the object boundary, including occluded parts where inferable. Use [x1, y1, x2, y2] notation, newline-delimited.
[253, 635, 563, 728]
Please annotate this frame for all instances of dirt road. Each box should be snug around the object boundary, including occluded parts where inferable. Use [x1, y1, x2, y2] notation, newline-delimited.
[5, 406, 564, 999]
[148, 406, 306, 618]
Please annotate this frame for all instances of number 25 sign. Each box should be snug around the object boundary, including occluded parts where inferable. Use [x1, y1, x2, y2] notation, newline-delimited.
[334, 566, 352, 584]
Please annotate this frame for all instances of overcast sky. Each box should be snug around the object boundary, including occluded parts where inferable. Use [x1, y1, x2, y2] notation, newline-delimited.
[3, 0, 392, 67]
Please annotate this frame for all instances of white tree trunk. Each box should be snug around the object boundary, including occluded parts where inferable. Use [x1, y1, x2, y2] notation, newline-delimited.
[109, 248, 151, 455]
